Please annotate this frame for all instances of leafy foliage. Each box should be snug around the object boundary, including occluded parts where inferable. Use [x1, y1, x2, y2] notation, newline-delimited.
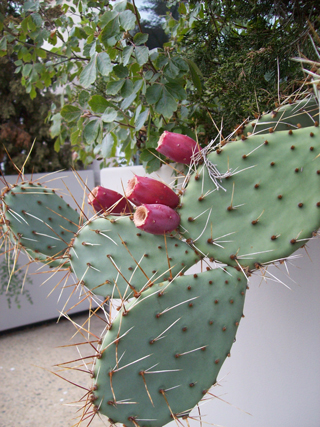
[176, 0, 320, 135]
[1, 0, 203, 172]
[1, 0, 319, 172]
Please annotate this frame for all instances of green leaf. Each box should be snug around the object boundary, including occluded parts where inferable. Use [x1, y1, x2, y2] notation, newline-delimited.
[79, 54, 97, 88]
[100, 17, 120, 40]
[97, 52, 113, 76]
[164, 60, 180, 79]
[83, 41, 95, 58]
[61, 105, 82, 123]
[79, 90, 90, 108]
[22, 51, 32, 62]
[135, 109, 149, 131]
[100, 11, 118, 29]
[88, 95, 113, 113]
[133, 79, 143, 93]
[22, 64, 32, 78]
[155, 55, 168, 69]
[89, 40, 96, 56]
[122, 45, 133, 66]
[24, 1, 39, 12]
[101, 107, 118, 123]
[146, 84, 162, 104]
[135, 46, 149, 66]
[178, 2, 187, 14]
[30, 86, 37, 100]
[106, 79, 125, 95]
[155, 87, 177, 117]
[140, 149, 161, 172]
[31, 12, 42, 27]
[172, 57, 189, 72]
[36, 47, 46, 59]
[145, 131, 159, 149]
[144, 70, 153, 80]
[101, 133, 116, 158]
[165, 82, 187, 100]
[140, 149, 157, 163]
[149, 48, 159, 61]
[83, 119, 100, 144]
[186, 59, 202, 95]
[133, 32, 149, 45]
[120, 92, 136, 110]
[84, 26, 95, 36]
[29, 68, 39, 83]
[114, 0, 127, 12]
[50, 113, 62, 138]
[119, 10, 136, 31]
[114, 64, 129, 78]
[120, 79, 134, 98]
[0, 37, 7, 51]
[70, 129, 81, 145]
[54, 135, 62, 152]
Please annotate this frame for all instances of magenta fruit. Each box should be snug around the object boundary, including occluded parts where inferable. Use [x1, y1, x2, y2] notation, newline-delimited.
[156, 131, 200, 164]
[133, 204, 180, 235]
[125, 175, 180, 208]
[88, 186, 132, 214]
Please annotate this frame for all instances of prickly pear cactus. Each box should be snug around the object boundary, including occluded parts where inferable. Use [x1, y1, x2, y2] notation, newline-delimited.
[1, 97, 320, 427]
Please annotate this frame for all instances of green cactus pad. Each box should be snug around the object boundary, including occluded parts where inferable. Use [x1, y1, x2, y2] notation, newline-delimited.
[93, 268, 246, 427]
[70, 216, 200, 299]
[1, 182, 80, 259]
[179, 125, 320, 270]
[239, 97, 319, 137]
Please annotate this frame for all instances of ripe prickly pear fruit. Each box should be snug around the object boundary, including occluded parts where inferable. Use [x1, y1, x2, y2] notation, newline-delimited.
[88, 186, 132, 214]
[156, 131, 200, 164]
[125, 175, 180, 208]
[133, 203, 180, 234]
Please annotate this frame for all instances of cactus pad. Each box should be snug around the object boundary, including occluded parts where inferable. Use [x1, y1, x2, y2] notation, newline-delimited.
[240, 97, 319, 137]
[93, 267, 246, 427]
[1, 182, 80, 259]
[70, 216, 201, 299]
[179, 125, 320, 270]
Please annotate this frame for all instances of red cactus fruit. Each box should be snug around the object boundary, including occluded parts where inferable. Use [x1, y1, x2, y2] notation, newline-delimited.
[125, 175, 179, 208]
[156, 131, 200, 164]
[133, 204, 180, 235]
[88, 186, 132, 214]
